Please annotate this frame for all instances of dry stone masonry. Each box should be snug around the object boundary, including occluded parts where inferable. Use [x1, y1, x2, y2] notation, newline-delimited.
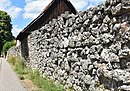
[8, 0, 130, 90]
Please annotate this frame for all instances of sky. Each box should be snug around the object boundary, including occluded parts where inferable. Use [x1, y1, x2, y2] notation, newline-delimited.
[0, 0, 106, 37]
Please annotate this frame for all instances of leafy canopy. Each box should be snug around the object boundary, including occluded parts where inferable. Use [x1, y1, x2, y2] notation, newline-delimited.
[0, 10, 13, 54]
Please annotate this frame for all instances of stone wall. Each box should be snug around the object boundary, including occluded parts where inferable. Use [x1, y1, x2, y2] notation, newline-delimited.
[8, 0, 130, 90]
[7, 46, 21, 58]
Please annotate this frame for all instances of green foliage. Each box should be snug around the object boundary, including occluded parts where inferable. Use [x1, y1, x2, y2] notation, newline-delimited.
[29, 70, 64, 91]
[8, 55, 64, 91]
[8, 55, 27, 75]
[0, 10, 13, 54]
[2, 40, 16, 56]
[66, 86, 74, 91]
[14, 57, 27, 75]
[8, 55, 16, 65]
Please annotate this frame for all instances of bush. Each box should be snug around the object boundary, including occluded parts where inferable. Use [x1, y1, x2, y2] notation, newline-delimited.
[2, 40, 16, 56]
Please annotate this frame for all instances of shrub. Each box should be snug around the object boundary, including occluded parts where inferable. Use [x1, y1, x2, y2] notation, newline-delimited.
[2, 40, 16, 56]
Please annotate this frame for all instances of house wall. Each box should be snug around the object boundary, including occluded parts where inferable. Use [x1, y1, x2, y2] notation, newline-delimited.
[8, 0, 130, 91]
[16, 40, 21, 47]
[43, 0, 77, 27]
[43, 0, 76, 25]
[20, 37, 30, 66]
[23, 0, 77, 34]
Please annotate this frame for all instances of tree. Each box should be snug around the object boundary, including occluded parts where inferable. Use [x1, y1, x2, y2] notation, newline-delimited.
[2, 40, 16, 56]
[0, 10, 13, 54]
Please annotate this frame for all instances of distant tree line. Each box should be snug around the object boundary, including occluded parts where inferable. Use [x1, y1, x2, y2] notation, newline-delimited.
[0, 10, 15, 56]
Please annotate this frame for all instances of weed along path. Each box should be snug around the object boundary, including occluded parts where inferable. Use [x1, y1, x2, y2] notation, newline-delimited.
[0, 58, 27, 91]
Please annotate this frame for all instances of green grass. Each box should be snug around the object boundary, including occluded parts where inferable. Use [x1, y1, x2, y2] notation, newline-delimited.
[8, 55, 64, 91]
[29, 70, 63, 91]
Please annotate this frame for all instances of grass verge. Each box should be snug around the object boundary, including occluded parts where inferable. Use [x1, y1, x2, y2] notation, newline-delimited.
[8, 55, 64, 91]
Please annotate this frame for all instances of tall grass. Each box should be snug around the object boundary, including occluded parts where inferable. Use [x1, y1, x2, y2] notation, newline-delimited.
[29, 69, 64, 91]
[8, 55, 27, 75]
[8, 55, 64, 91]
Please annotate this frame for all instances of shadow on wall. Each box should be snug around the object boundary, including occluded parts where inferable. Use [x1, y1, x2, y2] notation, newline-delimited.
[21, 37, 29, 63]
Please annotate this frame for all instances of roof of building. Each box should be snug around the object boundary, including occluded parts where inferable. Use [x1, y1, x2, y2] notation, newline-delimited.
[16, 0, 77, 40]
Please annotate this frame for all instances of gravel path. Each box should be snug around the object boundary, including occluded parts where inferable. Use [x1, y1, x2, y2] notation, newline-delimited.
[0, 58, 27, 91]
